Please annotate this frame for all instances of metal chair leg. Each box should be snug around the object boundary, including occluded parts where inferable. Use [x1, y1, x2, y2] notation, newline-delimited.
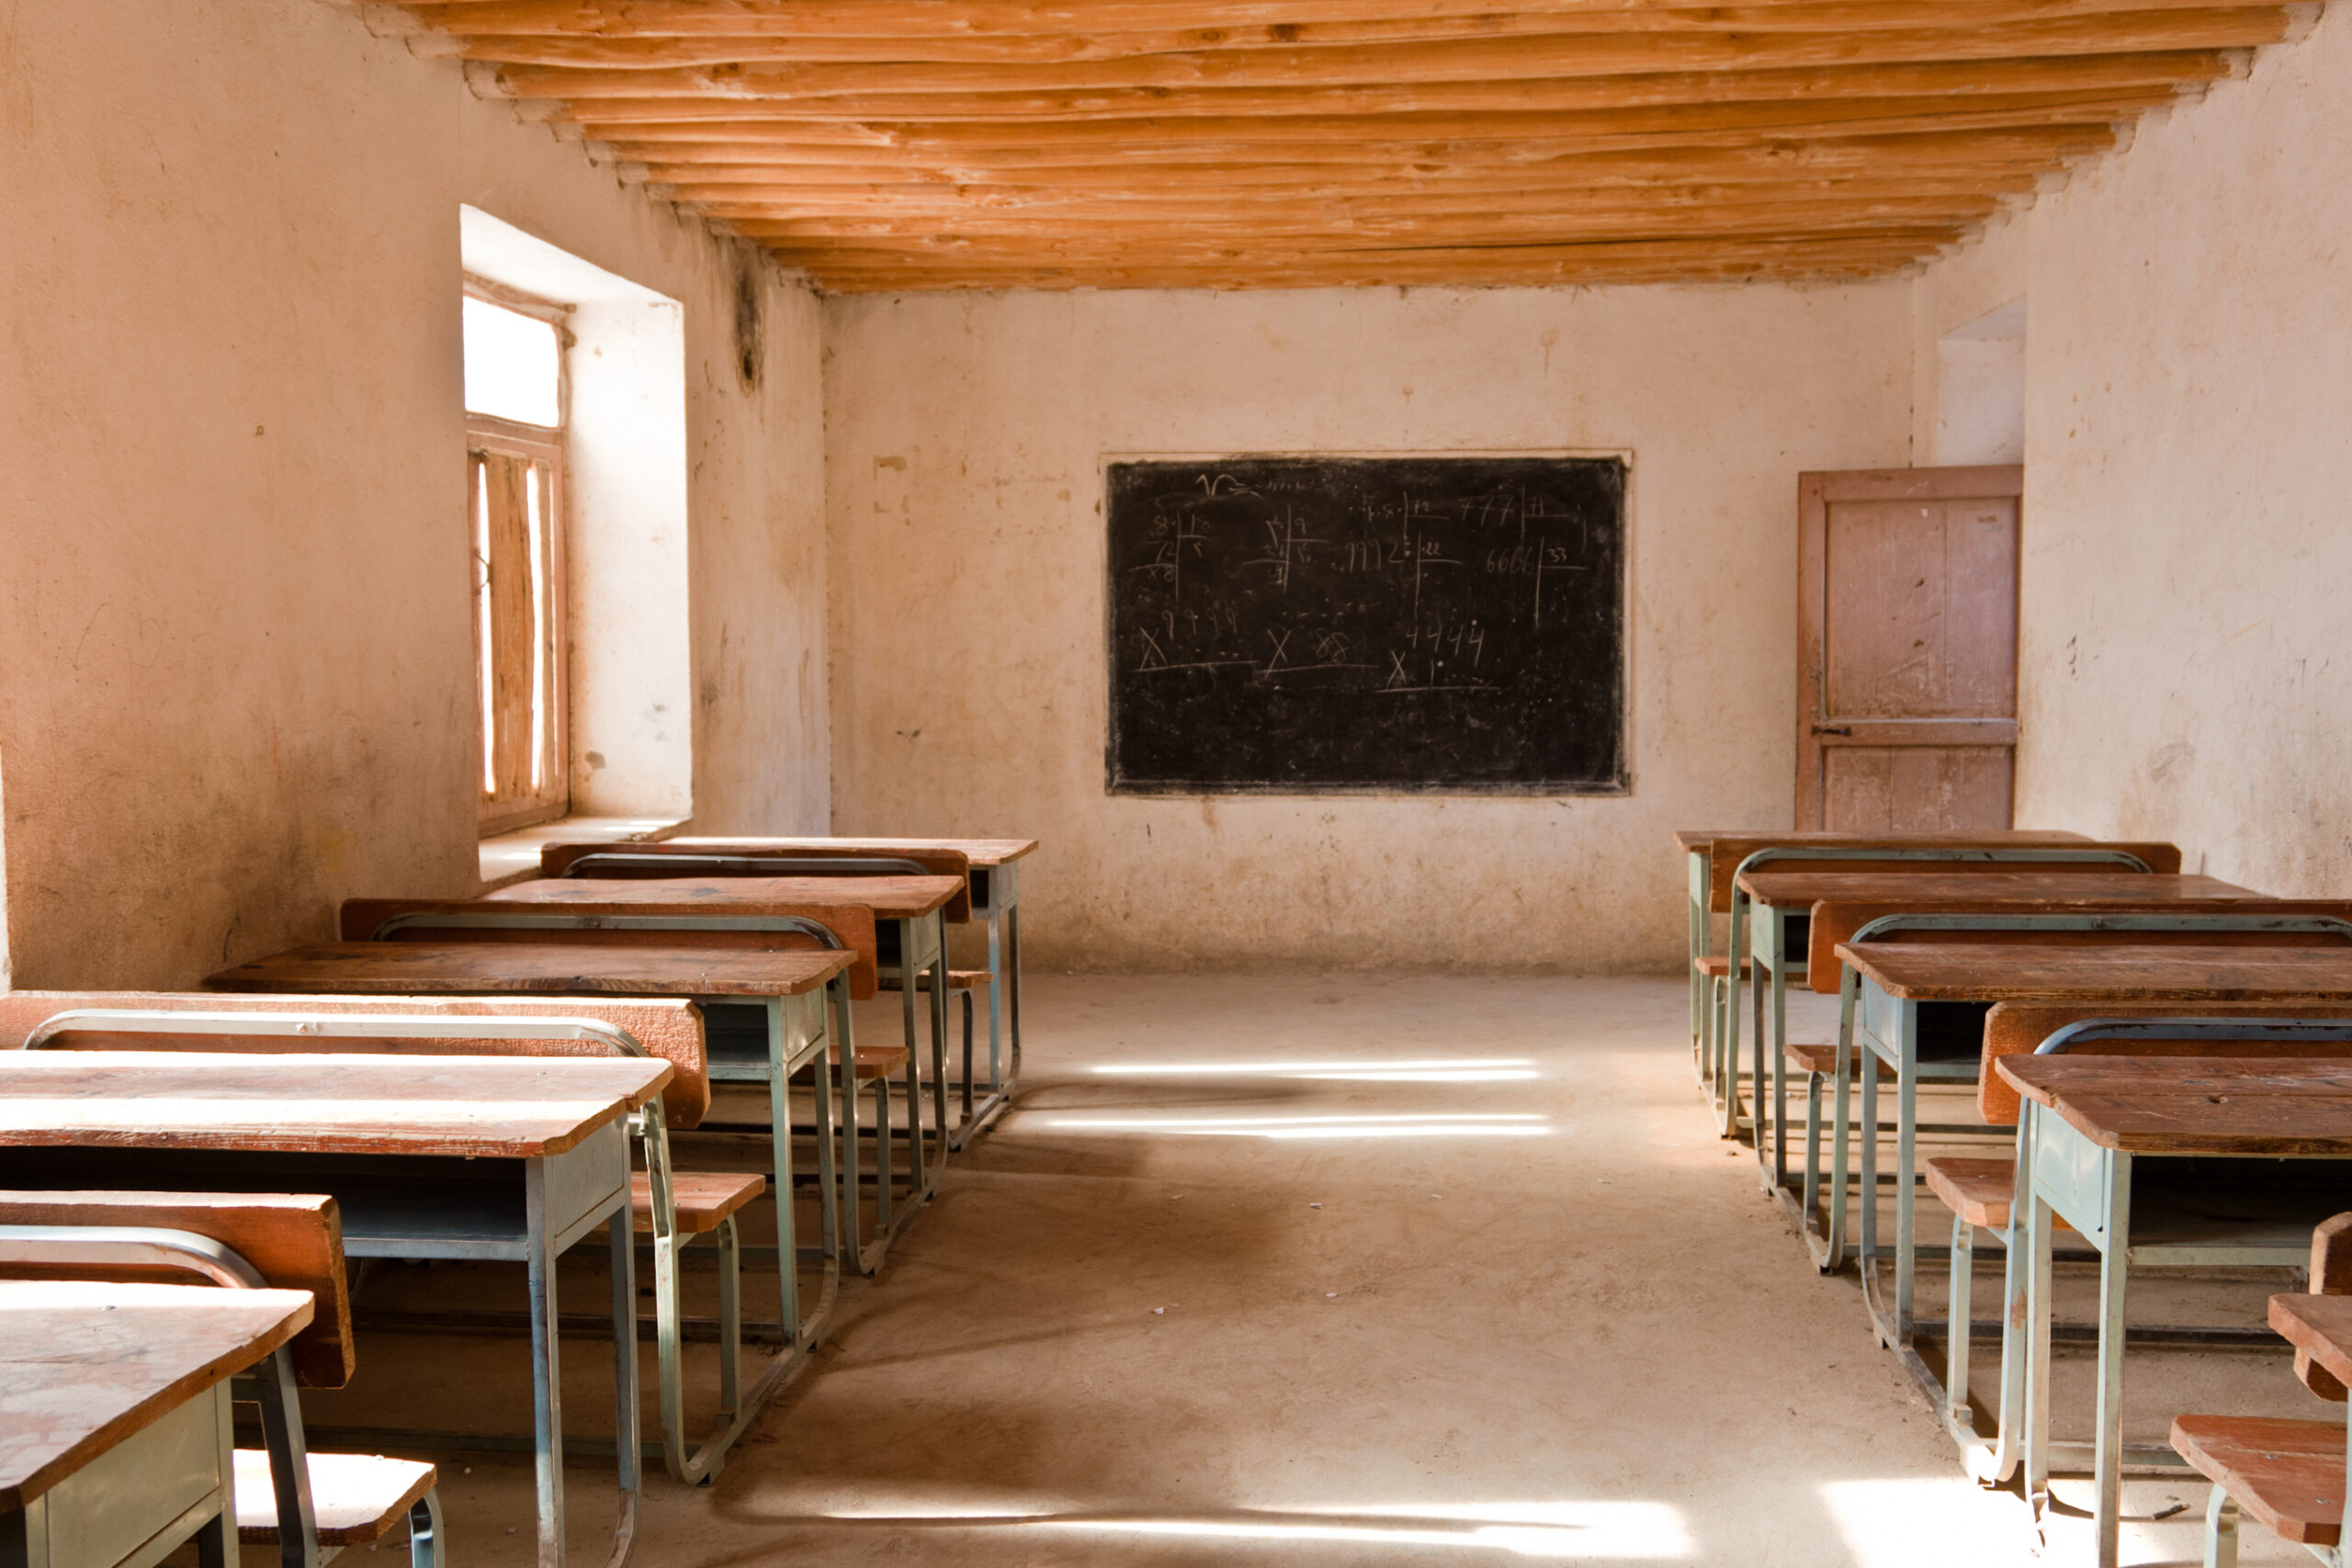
[1949, 1213, 1974, 1430]
[406, 1490, 446, 1568]
[2203, 1483, 2239, 1568]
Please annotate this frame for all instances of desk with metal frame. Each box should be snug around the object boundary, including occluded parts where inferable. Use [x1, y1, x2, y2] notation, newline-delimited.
[2003, 1052, 2352, 1568]
[344, 879, 956, 1269]
[198, 946, 856, 1483]
[543, 836, 1036, 1148]
[1719, 844, 2170, 1145]
[0, 1046, 664, 1568]
[1742, 875, 2274, 1260]
[0, 1278, 315, 1568]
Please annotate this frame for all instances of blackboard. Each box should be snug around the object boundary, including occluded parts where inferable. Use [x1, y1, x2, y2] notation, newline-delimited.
[1105, 455, 1629, 795]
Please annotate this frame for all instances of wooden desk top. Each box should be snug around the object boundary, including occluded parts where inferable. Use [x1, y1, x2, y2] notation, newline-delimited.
[487, 874, 964, 919]
[1996, 1056, 2352, 1156]
[1676, 828, 2090, 854]
[1737, 870, 2259, 908]
[0, 1053, 669, 1159]
[1840, 942, 2352, 1004]
[660, 835, 1037, 867]
[1692, 834, 2177, 911]
[209, 942, 853, 998]
[0, 1280, 313, 1509]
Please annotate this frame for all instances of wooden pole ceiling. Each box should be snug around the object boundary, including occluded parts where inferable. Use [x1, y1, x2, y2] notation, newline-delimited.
[390, 0, 2300, 290]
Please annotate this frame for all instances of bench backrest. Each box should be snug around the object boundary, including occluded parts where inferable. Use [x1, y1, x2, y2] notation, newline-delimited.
[0, 989, 713, 1129]
[340, 897, 882, 1001]
[539, 840, 973, 922]
[0, 1191, 353, 1388]
[1806, 899, 2352, 994]
[1979, 1001, 2352, 1124]
[1706, 839, 2181, 912]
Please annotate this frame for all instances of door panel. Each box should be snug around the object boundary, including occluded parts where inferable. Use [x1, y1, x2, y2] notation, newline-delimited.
[1822, 746, 2016, 832]
[1797, 466, 2023, 829]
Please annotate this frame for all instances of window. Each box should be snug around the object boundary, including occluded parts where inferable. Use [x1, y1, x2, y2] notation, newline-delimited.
[464, 282, 571, 833]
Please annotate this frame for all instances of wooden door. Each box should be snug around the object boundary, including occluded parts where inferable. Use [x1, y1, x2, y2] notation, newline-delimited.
[1795, 466, 2022, 830]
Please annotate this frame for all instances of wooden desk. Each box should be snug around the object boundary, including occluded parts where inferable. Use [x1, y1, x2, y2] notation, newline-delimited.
[0, 1052, 668, 1568]
[207, 942, 859, 1369]
[0, 1280, 313, 1568]
[1698, 836, 2173, 1146]
[346, 876, 960, 1235]
[1733, 873, 2274, 1260]
[574, 836, 1039, 1145]
[2000, 1056, 2352, 1568]
[1678, 828, 2099, 1041]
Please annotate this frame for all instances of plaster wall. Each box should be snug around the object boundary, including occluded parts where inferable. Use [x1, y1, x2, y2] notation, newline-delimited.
[824, 286, 1911, 971]
[0, 0, 828, 988]
[1913, 7, 2352, 896]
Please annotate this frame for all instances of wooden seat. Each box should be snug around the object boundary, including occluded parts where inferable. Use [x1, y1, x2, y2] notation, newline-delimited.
[1924, 1156, 2017, 1228]
[2171, 1415, 2344, 1546]
[1692, 955, 1751, 978]
[234, 1450, 437, 1547]
[879, 967, 993, 991]
[1783, 1040, 1836, 1076]
[792, 1043, 910, 1083]
[629, 1170, 765, 1236]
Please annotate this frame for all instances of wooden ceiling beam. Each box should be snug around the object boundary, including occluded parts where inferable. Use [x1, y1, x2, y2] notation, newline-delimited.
[483, 53, 2240, 119]
[422, 1, 2291, 65]
[727, 205, 2004, 245]
[466, 14, 2283, 99]
[570, 90, 2178, 149]
[616, 123, 2123, 175]
[635, 130, 2113, 190]
[400, 0, 2288, 42]
[801, 258, 1927, 289]
[766, 230, 1962, 266]
[667, 175, 2044, 217]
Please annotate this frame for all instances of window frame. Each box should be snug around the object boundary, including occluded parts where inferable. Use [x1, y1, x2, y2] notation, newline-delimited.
[464, 277, 573, 836]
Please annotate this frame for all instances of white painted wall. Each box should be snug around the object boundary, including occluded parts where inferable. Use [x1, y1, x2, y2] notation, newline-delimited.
[825, 286, 1911, 970]
[1914, 6, 2352, 897]
[0, 0, 829, 988]
[1932, 298, 2028, 467]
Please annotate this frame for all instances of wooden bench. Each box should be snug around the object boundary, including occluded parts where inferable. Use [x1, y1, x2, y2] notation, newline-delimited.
[2170, 1214, 2352, 1563]
[0, 1192, 442, 1566]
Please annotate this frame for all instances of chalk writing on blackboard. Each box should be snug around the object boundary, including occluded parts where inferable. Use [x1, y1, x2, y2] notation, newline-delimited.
[1105, 456, 1629, 794]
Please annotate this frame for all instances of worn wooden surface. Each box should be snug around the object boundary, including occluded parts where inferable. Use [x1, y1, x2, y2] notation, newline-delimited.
[2295, 1213, 2352, 1399]
[1784, 876, 2322, 991]
[233, 1450, 439, 1546]
[0, 988, 717, 1132]
[490, 874, 962, 919]
[210, 941, 850, 998]
[0, 1279, 311, 1509]
[1702, 834, 2175, 910]
[1977, 999, 2352, 1125]
[0, 1052, 667, 1159]
[1840, 942, 2352, 1004]
[2275, 1291, 2352, 1404]
[1743, 867, 2258, 908]
[1996, 1056, 2352, 1156]
[0, 1190, 353, 1390]
[539, 840, 978, 920]
[657, 834, 1036, 866]
[2170, 1413, 2344, 1546]
[341, 896, 886, 1001]
[1675, 827, 2088, 855]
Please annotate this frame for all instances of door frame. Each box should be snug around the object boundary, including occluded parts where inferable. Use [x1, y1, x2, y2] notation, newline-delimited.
[1795, 464, 2024, 828]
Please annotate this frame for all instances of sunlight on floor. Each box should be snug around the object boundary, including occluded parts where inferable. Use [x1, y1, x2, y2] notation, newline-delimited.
[1092, 1058, 1541, 1083]
[1820, 1477, 2041, 1567]
[1042, 1111, 1552, 1139]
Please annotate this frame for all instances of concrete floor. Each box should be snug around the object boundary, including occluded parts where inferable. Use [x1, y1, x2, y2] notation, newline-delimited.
[314, 976, 2337, 1567]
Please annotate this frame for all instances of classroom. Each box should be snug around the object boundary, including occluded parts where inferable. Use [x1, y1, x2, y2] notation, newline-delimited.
[3, 2, 2349, 1565]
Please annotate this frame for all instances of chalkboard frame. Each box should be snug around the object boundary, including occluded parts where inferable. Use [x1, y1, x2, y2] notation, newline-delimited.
[1100, 449, 1636, 798]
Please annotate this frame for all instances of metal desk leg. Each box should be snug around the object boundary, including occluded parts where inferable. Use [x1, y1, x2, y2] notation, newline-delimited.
[605, 1190, 641, 1568]
[2091, 1150, 2135, 1568]
[928, 911, 952, 1173]
[1689, 850, 1710, 1055]
[2023, 1104, 2057, 1529]
[1719, 892, 1747, 1138]
[956, 865, 1021, 1149]
[522, 1158, 639, 1568]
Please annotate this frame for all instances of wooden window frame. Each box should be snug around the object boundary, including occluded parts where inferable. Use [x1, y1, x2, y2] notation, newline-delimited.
[465, 279, 573, 835]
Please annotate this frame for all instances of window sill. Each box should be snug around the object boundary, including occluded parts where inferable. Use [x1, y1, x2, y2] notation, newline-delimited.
[478, 814, 685, 891]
